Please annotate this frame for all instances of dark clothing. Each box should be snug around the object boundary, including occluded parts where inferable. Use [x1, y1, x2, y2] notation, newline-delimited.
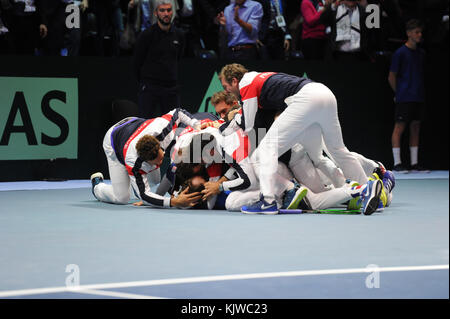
[37, 0, 66, 55]
[138, 83, 181, 119]
[1, 0, 41, 55]
[320, 3, 373, 60]
[228, 44, 259, 60]
[395, 102, 426, 123]
[258, 0, 291, 60]
[133, 22, 185, 118]
[133, 23, 185, 86]
[111, 117, 144, 165]
[259, 73, 313, 110]
[301, 37, 327, 60]
[390, 44, 426, 103]
[92, 0, 121, 56]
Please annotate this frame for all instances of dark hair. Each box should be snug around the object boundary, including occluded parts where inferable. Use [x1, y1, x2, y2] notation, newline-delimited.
[136, 135, 160, 161]
[180, 176, 207, 209]
[181, 176, 206, 194]
[406, 19, 424, 32]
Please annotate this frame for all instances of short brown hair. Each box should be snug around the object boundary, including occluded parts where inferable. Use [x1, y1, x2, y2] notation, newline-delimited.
[219, 63, 248, 85]
[210, 90, 238, 106]
[136, 135, 160, 161]
[406, 19, 423, 32]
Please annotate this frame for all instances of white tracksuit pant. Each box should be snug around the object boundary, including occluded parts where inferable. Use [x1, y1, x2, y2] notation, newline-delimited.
[257, 82, 368, 202]
[93, 125, 160, 204]
[225, 159, 356, 211]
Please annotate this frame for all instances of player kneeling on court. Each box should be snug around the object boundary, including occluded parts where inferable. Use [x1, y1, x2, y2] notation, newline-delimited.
[90, 109, 203, 208]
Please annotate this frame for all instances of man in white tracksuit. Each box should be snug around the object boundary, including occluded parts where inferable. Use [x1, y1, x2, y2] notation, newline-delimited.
[217, 63, 382, 215]
[90, 108, 203, 208]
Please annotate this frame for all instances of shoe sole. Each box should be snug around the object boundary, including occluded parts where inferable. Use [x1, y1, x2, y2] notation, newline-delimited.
[90, 172, 104, 201]
[363, 180, 383, 216]
[90, 172, 104, 180]
[286, 188, 308, 210]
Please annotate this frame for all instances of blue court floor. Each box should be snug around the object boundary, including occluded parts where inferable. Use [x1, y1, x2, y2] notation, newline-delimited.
[0, 171, 448, 299]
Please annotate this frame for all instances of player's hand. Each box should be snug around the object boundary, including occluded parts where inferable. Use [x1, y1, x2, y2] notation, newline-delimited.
[234, 5, 241, 23]
[226, 109, 240, 122]
[39, 24, 48, 38]
[284, 39, 290, 51]
[133, 201, 144, 206]
[201, 181, 221, 201]
[80, 0, 88, 11]
[200, 120, 221, 130]
[171, 188, 202, 208]
[215, 12, 226, 26]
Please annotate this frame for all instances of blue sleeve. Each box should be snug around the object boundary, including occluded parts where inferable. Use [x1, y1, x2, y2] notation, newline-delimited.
[390, 49, 401, 73]
[248, 3, 264, 39]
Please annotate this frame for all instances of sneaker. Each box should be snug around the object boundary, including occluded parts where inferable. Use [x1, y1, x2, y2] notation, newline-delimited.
[370, 172, 387, 211]
[360, 179, 383, 215]
[282, 185, 308, 210]
[241, 196, 278, 215]
[90, 172, 104, 199]
[393, 163, 409, 174]
[382, 170, 396, 193]
[346, 180, 362, 210]
[410, 164, 430, 173]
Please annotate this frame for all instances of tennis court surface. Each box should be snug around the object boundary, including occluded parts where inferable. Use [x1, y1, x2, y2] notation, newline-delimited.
[0, 171, 448, 299]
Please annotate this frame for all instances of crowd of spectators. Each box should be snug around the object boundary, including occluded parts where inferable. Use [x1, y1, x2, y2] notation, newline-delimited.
[0, 0, 448, 59]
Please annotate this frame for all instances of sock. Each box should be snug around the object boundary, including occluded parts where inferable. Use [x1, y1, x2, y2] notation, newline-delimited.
[392, 148, 401, 166]
[410, 146, 418, 165]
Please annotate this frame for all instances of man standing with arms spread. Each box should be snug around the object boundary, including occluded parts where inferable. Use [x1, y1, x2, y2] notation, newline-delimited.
[133, 0, 185, 119]
[388, 19, 428, 173]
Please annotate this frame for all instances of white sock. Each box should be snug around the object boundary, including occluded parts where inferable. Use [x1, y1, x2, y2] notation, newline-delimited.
[410, 146, 418, 165]
[392, 148, 401, 166]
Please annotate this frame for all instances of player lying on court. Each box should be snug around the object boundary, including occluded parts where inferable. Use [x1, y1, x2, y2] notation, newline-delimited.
[90, 108, 206, 208]
[205, 90, 395, 213]
[201, 64, 397, 214]
[169, 126, 389, 215]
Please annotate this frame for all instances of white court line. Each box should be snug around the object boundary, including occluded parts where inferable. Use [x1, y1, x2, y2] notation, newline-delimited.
[0, 264, 448, 298]
[72, 289, 166, 299]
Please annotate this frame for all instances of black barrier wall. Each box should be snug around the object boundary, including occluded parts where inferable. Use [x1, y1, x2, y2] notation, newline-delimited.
[0, 54, 448, 181]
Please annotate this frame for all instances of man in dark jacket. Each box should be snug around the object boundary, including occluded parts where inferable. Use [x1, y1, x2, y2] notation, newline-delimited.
[133, 0, 185, 119]
[320, 0, 374, 61]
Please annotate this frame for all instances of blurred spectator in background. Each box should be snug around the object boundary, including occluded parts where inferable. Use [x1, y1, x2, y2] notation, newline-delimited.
[257, 0, 292, 60]
[320, 0, 373, 62]
[0, 0, 41, 55]
[388, 19, 427, 173]
[193, 0, 229, 57]
[37, 0, 70, 56]
[217, 0, 263, 60]
[0, 2, 13, 54]
[300, 0, 331, 60]
[133, 0, 185, 119]
[91, 0, 122, 56]
[176, 0, 201, 57]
